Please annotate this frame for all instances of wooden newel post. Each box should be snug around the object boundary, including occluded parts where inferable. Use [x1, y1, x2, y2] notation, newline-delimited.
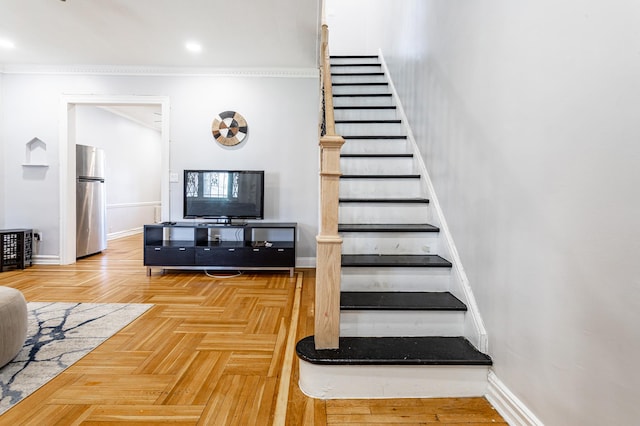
[315, 134, 344, 349]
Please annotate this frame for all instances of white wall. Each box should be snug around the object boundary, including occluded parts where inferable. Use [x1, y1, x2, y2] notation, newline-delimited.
[75, 106, 162, 238]
[0, 71, 319, 264]
[0, 72, 4, 227]
[328, 0, 640, 424]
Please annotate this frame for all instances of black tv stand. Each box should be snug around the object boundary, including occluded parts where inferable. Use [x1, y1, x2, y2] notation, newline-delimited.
[143, 222, 296, 277]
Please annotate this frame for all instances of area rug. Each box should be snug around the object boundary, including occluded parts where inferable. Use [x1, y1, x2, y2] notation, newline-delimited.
[0, 302, 152, 415]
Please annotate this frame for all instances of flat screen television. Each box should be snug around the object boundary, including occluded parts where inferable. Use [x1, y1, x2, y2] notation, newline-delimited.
[183, 170, 264, 221]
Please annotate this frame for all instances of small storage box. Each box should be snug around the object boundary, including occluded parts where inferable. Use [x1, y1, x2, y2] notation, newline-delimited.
[0, 229, 33, 272]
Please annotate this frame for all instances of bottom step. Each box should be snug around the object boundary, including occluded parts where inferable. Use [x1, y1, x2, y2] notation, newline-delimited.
[296, 336, 491, 365]
[296, 336, 492, 398]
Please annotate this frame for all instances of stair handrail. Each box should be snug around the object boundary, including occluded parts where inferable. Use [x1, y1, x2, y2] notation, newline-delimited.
[315, 22, 343, 350]
[321, 24, 336, 136]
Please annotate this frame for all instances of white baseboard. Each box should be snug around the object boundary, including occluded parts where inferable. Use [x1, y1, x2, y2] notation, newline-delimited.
[107, 227, 143, 240]
[486, 371, 544, 426]
[31, 255, 60, 265]
[295, 257, 316, 268]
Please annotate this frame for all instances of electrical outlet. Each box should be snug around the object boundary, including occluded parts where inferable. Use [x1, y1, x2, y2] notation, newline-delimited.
[34, 232, 42, 241]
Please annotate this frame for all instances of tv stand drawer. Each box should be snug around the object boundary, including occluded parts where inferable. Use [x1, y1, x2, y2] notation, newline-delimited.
[246, 247, 295, 267]
[195, 247, 249, 266]
[144, 247, 194, 266]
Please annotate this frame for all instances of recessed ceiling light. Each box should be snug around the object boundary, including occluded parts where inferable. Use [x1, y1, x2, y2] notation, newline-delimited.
[185, 41, 202, 53]
[0, 38, 15, 49]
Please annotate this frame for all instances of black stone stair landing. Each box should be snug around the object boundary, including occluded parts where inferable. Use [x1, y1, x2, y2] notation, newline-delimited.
[296, 336, 492, 366]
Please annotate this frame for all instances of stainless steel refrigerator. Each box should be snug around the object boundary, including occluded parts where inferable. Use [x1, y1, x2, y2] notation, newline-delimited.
[76, 144, 107, 258]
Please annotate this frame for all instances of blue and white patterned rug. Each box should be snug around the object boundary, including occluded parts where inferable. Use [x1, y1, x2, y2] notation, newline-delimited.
[0, 302, 152, 415]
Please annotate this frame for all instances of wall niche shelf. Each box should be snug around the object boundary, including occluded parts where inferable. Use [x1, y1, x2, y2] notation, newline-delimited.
[23, 137, 49, 167]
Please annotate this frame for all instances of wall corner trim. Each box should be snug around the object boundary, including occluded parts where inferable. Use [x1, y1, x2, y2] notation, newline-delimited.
[486, 371, 545, 426]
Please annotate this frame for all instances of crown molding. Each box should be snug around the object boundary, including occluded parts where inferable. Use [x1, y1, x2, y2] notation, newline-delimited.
[0, 64, 319, 78]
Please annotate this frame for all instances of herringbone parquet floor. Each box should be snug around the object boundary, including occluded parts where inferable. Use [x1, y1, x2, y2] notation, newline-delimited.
[0, 234, 506, 425]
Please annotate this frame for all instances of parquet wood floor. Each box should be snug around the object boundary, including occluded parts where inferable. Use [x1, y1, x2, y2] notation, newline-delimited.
[0, 234, 506, 425]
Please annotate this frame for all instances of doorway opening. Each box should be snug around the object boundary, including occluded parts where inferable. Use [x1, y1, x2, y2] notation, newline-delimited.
[59, 95, 170, 265]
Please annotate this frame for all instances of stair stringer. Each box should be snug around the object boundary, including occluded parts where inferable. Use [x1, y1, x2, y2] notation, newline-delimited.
[378, 50, 488, 353]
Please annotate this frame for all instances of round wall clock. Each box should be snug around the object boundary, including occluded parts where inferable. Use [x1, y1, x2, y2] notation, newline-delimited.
[211, 111, 248, 146]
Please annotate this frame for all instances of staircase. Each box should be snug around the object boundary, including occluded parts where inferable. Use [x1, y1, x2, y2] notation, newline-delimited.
[296, 55, 492, 398]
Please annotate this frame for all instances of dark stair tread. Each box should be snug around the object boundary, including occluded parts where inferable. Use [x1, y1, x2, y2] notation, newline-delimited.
[341, 153, 413, 158]
[331, 55, 379, 58]
[331, 72, 385, 76]
[343, 135, 407, 140]
[332, 82, 389, 86]
[338, 224, 440, 233]
[334, 106, 396, 110]
[333, 105, 398, 109]
[331, 63, 382, 67]
[333, 93, 392, 97]
[339, 197, 429, 203]
[296, 336, 492, 366]
[342, 254, 452, 268]
[340, 174, 420, 179]
[335, 119, 401, 124]
[341, 291, 467, 311]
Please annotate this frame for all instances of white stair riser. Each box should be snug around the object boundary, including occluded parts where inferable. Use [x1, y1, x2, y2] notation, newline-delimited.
[341, 310, 465, 337]
[330, 65, 383, 74]
[341, 267, 452, 292]
[332, 74, 386, 84]
[336, 122, 405, 136]
[341, 139, 411, 155]
[334, 108, 398, 121]
[331, 57, 380, 65]
[333, 96, 394, 107]
[332, 85, 390, 95]
[299, 361, 490, 398]
[339, 203, 430, 223]
[341, 157, 414, 174]
[340, 179, 422, 198]
[341, 232, 440, 255]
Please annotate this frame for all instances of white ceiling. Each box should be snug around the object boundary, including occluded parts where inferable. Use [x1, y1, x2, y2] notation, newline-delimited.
[0, 0, 322, 70]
